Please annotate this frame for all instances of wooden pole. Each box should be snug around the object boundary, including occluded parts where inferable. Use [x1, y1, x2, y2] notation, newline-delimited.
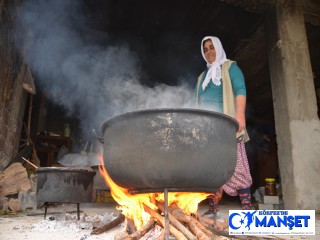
[22, 157, 38, 169]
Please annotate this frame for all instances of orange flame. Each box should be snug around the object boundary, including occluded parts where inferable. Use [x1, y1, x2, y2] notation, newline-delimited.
[97, 153, 210, 229]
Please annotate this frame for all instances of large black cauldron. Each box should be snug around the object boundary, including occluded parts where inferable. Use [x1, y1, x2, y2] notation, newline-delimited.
[100, 108, 238, 193]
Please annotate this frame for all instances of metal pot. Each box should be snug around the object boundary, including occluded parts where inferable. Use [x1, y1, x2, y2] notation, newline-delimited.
[36, 167, 96, 203]
[100, 108, 238, 193]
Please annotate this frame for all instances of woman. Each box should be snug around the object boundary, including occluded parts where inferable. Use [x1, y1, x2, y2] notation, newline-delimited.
[191, 36, 253, 217]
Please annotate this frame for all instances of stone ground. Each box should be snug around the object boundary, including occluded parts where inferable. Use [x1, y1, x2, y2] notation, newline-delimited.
[0, 197, 319, 240]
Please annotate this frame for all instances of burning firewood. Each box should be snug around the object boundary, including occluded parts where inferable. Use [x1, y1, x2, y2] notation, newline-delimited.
[158, 202, 226, 240]
[126, 218, 137, 234]
[123, 219, 155, 240]
[90, 213, 125, 235]
[86, 192, 268, 240]
[157, 203, 197, 240]
[169, 207, 193, 223]
[143, 204, 188, 240]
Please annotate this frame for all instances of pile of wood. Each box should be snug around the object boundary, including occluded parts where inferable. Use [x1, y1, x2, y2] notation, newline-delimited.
[90, 201, 233, 240]
[0, 162, 32, 212]
[0, 162, 31, 198]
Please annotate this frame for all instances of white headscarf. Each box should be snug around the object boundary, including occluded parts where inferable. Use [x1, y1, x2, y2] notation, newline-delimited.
[201, 36, 228, 90]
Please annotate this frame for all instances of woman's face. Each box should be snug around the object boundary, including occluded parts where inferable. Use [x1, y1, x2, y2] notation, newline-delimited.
[203, 39, 216, 64]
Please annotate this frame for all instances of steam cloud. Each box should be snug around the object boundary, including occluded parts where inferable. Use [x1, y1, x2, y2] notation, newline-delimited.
[16, 0, 194, 138]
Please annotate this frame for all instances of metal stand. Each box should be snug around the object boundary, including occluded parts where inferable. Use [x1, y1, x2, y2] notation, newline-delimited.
[76, 203, 80, 220]
[44, 202, 48, 219]
[43, 202, 80, 220]
[164, 188, 169, 240]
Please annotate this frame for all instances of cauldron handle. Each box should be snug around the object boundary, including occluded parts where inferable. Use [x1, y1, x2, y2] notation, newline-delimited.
[93, 129, 104, 143]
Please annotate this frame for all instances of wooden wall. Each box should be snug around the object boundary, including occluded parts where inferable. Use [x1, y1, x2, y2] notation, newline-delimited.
[0, 0, 29, 171]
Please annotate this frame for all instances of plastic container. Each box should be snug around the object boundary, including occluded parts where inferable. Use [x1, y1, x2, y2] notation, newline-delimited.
[265, 178, 277, 196]
[64, 123, 70, 137]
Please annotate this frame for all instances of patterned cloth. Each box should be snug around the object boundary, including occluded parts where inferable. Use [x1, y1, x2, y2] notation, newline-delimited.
[222, 142, 252, 196]
[239, 188, 253, 210]
[208, 188, 223, 212]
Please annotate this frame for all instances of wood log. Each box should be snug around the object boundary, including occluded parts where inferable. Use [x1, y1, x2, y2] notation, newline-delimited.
[170, 207, 193, 223]
[143, 204, 188, 240]
[162, 203, 211, 240]
[8, 198, 21, 212]
[123, 219, 155, 240]
[0, 163, 31, 197]
[157, 202, 197, 240]
[150, 193, 157, 206]
[195, 212, 228, 231]
[189, 216, 222, 240]
[186, 221, 211, 240]
[195, 213, 215, 226]
[90, 214, 125, 235]
[126, 218, 137, 234]
[114, 231, 129, 240]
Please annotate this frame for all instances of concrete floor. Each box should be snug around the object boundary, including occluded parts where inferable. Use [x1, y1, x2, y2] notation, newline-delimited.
[0, 197, 319, 240]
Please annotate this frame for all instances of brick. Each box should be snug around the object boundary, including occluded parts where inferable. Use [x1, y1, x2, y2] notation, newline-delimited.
[263, 195, 280, 204]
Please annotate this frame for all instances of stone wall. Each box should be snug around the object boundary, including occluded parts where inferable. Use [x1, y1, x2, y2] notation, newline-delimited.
[0, 0, 28, 171]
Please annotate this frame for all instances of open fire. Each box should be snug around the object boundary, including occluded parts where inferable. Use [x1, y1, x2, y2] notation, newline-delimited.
[96, 153, 229, 239]
[97, 153, 210, 228]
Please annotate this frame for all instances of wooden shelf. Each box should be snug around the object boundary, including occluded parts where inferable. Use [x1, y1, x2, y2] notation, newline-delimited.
[33, 135, 72, 166]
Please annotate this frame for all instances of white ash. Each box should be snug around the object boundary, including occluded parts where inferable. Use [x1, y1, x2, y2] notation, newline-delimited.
[140, 225, 163, 240]
[27, 212, 173, 240]
[30, 212, 118, 233]
[101, 212, 118, 224]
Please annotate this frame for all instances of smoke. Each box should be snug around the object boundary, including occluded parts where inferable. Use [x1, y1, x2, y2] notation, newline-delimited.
[16, 0, 194, 138]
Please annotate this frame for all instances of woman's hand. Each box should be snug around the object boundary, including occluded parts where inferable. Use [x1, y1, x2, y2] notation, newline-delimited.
[236, 113, 246, 132]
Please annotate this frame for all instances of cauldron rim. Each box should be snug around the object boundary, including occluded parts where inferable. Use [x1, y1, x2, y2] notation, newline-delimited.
[37, 167, 96, 175]
[101, 108, 238, 133]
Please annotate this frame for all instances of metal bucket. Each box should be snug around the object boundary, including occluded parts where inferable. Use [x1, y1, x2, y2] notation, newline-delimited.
[36, 167, 96, 203]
